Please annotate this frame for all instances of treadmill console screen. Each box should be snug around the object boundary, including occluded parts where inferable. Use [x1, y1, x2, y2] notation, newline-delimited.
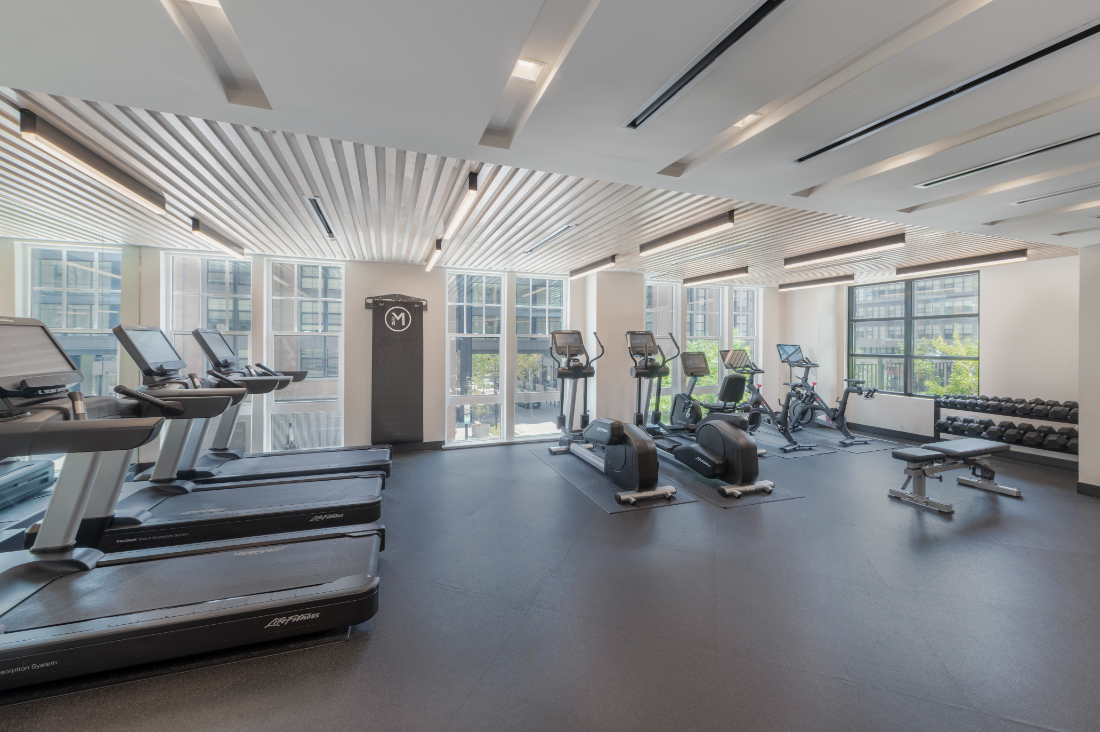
[626, 331, 658, 355]
[116, 325, 188, 375]
[195, 328, 237, 367]
[723, 349, 750, 369]
[0, 323, 80, 391]
[681, 352, 709, 375]
[551, 331, 584, 355]
[777, 344, 804, 364]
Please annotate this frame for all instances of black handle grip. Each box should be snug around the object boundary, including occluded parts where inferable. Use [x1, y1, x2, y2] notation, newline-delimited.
[187, 372, 203, 388]
[206, 370, 241, 387]
[67, 391, 87, 421]
[114, 385, 185, 417]
[254, 363, 279, 376]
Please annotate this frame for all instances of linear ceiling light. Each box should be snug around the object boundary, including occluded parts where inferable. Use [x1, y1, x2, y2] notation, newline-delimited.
[443, 172, 479, 240]
[894, 249, 1028, 277]
[638, 211, 736, 257]
[783, 234, 905, 268]
[304, 196, 336, 239]
[191, 218, 246, 258]
[624, 0, 788, 129]
[916, 130, 1100, 188]
[778, 274, 855, 292]
[511, 59, 546, 83]
[20, 109, 166, 215]
[733, 113, 763, 129]
[1053, 223, 1100, 236]
[1011, 181, 1100, 205]
[683, 266, 749, 285]
[792, 20, 1100, 164]
[525, 224, 577, 254]
[425, 239, 443, 272]
[569, 254, 616, 280]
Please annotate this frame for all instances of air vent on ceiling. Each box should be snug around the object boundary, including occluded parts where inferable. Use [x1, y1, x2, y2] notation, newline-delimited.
[305, 197, 336, 239]
[916, 129, 1100, 188]
[524, 224, 576, 254]
[1011, 181, 1100, 205]
[623, 0, 788, 130]
[791, 19, 1100, 164]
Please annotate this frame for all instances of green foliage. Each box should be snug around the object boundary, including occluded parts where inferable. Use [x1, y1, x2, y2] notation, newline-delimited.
[515, 353, 547, 391]
[912, 334, 979, 396]
[468, 354, 500, 394]
[685, 339, 721, 387]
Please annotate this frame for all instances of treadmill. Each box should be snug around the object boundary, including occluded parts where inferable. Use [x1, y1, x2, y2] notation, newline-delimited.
[116, 324, 391, 484]
[0, 318, 382, 691]
[0, 319, 383, 554]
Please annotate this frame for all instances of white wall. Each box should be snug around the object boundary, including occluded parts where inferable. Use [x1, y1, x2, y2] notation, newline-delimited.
[344, 261, 447, 447]
[1078, 245, 1100, 489]
[584, 270, 645, 422]
[0, 238, 14, 316]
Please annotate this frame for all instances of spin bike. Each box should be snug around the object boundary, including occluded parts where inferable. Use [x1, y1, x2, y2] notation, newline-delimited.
[548, 330, 676, 505]
[718, 348, 809, 453]
[628, 331, 772, 498]
[777, 344, 877, 448]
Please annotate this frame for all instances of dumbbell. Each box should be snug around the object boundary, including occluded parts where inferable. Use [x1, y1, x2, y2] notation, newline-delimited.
[984, 421, 1015, 441]
[1043, 427, 1078, 451]
[1050, 401, 1078, 420]
[1031, 402, 1054, 420]
[1003, 423, 1035, 444]
[1022, 425, 1055, 447]
[1000, 401, 1019, 415]
[987, 399, 1004, 414]
[936, 415, 959, 433]
[950, 417, 974, 435]
[966, 418, 995, 437]
[1070, 408, 1079, 423]
[1068, 436, 1079, 454]
[1015, 403, 1034, 417]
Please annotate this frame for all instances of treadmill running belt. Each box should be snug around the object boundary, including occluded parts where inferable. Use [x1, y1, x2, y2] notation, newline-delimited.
[145, 478, 378, 518]
[1, 536, 373, 632]
[214, 449, 390, 476]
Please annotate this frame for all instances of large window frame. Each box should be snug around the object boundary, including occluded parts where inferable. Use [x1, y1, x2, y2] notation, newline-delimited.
[446, 271, 506, 444]
[513, 274, 566, 440]
[848, 272, 980, 397]
[684, 285, 724, 395]
[23, 244, 122, 397]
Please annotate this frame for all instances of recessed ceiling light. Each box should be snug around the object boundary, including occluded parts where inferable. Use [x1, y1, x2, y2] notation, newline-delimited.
[511, 59, 546, 83]
[1010, 181, 1100, 205]
[183, 0, 222, 6]
[733, 113, 762, 129]
[525, 224, 577, 254]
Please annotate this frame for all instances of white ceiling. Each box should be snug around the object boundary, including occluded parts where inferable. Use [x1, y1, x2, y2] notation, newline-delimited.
[0, 0, 1096, 266]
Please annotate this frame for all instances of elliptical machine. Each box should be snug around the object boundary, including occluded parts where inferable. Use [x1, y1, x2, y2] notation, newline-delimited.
[719, 348, 810, 453]
[778, 344, 877, 447]
[627, 331, 773, 498]
[548, 330, 676, 505]
[667, 351, 709, 429]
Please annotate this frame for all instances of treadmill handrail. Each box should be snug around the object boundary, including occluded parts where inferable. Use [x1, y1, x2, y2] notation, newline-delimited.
[0, 417, 164, 457]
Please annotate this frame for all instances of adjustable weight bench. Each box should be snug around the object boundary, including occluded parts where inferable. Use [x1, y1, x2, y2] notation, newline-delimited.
[889, 438, 1021, 514]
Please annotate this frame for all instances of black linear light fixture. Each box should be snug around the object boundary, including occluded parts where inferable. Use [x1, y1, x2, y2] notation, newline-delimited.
[525, 224, 577, 254]
[894, 249, 1028, 277]
[792, 19, 1100, 164]
[191, 218, 246, 258]
[625, 0, 787, 130]
[20, 109, 166, 215]
[305, 196, 336, 239]
[1011, 181, 1100, 205]
[425, 239, 443, 272]
[639, 211, 736, 257]
[569, 254, 616, 280]
[783, 234, 905, 268]
[777, 274, 855, 292]
[683, 266, 749, 285]
[916, 130, 1100, 188]
[443, 172, 479, 240]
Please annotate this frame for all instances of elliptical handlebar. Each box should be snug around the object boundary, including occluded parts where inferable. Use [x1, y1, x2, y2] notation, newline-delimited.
[664, 333, 681, 368]
[589, 332, 605, 366]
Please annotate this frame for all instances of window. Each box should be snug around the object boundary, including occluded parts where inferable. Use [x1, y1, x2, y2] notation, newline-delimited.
[27, 246, 121, 396]
[644, 282, 678, 414]
[514, 276, 564, 438]
[269, 262, 344, 450]
[848, 273, 979, 396]
[447, 273, 504, 443]
[168, 255, 252, 453]
[685, 286, 723, 392]
[730, 287, 758, 359]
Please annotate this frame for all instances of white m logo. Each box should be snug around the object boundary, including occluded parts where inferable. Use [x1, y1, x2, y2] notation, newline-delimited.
[384, 306, 412, 332]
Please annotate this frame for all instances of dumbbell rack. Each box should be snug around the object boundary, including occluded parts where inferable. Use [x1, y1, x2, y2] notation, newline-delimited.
[932, 401, 1078, 470]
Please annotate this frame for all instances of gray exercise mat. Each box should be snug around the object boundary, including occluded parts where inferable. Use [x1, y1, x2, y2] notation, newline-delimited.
[655, 457, 803, 508]
[532, 449, 697, 514]
[751, 430, 836, 459]
[798, 427, 896, 454]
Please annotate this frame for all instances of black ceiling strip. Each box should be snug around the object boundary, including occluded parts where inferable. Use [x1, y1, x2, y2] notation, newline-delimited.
[916, 130, 1100, 188]
[628, 0, 788, 129]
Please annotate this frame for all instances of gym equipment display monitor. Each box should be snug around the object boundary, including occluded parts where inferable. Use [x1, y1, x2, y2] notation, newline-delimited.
[777, 344, 804, 364]
[113, 324, 188, 376]
[192, 328, 237, 369]
[0, 319, 82, 395]
[551, 330, 585, 354]
[681, 352, 709, 376]
[626, 331, 658, 355]
[723, 349, 750, 369]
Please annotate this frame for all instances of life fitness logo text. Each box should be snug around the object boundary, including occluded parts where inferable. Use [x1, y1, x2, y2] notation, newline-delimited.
[384, 306, 412, 332]
[265, 612, 321, 629]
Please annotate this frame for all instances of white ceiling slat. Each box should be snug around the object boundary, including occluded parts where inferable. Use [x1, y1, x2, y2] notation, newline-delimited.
[306, 134, 355, 261]
[245, 127, 327, 259]
[352, 143, 379, 261]
[330, 139, 367, 261]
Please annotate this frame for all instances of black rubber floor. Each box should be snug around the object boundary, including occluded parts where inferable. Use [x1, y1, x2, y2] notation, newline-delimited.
[2, 439, 1098, 731]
